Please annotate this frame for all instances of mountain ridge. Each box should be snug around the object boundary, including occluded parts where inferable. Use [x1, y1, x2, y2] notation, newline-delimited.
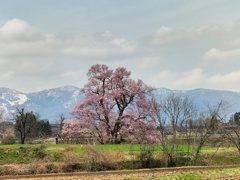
[0, 85, 82, 123]
[0, 86, 239, 123]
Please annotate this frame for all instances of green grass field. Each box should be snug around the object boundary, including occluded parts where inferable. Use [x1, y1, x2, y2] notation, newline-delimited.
[0, 143, 217, 153]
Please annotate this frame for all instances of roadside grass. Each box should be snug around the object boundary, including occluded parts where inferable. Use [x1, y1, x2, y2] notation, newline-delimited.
[202, 148, 240, 166]
[127, 167, 240, 180]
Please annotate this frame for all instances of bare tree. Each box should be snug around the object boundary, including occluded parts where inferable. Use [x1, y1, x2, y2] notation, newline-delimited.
[14, 108, 38, 144]
[189, 101, 227, 165]
[151, 91, 229, 166]
[222, 112, 240, 154]
[150, 93, 196, 167]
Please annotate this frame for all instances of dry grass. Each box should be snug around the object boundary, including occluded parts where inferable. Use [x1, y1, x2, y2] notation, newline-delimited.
[2, 167, 240, 180]
[81, 145, 124, 171]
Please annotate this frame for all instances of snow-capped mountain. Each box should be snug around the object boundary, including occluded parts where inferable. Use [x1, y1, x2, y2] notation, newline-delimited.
[156, 88, 240, 119]
[0, 86, 240, 123]
[0, 86, 83, 123]
[0, 88, 28, 115]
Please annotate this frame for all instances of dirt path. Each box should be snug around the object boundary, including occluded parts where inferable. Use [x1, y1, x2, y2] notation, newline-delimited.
[2, 165, 240, 180]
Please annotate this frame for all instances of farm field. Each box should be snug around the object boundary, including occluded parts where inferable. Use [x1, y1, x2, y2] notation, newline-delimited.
[0, 143, 240, 177]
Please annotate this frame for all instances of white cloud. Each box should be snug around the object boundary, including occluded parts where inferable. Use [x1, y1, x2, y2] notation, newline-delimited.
[0, 16, 239, 93]
[0, 71, 14, 80]
[62, 71, 84, 79]
[151, 25, 207, 45]
[111, 38, 136, 53]
[150, 21, 240, 45]
[0, 59, 55, 79]
[204, 48, 240, 62]
[204, 71, 240, 91]
[63, 38, 136, 57]
[63, 47, 108, 57]
[0, 18, 140, 92]
[0, 19, 42, 42]
[136, 56, 161, 69]
[153, 69, 205, 90]
[175, 68, 204, 87]
[155, 70, 176, 82]
[153, 69, 240, 91]
[101, 31, 112, 37]
[0, 19, 59, 58]
[0, 38, 57, 58]
[0, 19, 137, 59]
[208, 71, 240, 84]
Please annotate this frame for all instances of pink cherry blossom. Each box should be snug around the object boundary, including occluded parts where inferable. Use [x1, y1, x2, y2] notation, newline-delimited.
[62, 64, 160, 144]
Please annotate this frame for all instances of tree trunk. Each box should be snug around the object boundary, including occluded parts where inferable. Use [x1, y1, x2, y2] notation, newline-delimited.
[21, 134, 25, 144]
[112, 121, 121, 144]
[167, 153, 176, 167]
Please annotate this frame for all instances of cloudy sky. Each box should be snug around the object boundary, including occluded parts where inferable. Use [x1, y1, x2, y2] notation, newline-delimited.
[1, 0, 240, 93]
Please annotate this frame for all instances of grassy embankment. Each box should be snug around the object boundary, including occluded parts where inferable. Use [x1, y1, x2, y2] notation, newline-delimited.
[0, 143, 239, 175]
[0, 144, 239, 165]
